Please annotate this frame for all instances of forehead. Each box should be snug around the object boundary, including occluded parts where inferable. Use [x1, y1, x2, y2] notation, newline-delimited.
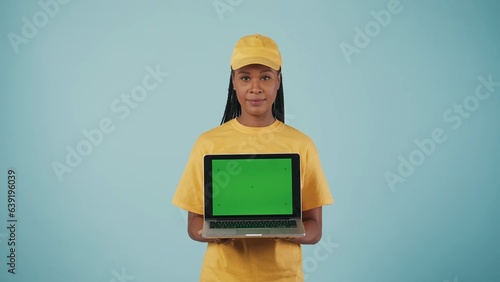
[234, 64, 276, 74]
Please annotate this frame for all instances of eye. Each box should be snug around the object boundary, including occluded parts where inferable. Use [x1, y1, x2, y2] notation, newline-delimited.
[261, 76, 270, 81]
[240, 76, 250, 81]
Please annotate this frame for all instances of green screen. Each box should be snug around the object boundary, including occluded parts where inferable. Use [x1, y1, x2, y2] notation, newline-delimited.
[212, 158, 293, 216]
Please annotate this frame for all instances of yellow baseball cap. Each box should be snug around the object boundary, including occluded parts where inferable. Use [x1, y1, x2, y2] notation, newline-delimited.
[230, 34, 282, 71]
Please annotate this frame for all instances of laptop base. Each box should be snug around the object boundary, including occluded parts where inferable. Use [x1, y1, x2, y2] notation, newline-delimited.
[202, 220, 306, 239]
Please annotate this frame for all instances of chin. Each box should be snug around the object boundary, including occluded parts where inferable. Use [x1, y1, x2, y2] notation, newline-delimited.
[248, 111, 273, 118]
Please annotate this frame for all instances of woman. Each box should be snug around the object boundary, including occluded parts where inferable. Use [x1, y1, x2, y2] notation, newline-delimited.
[172, 34, 333, 281]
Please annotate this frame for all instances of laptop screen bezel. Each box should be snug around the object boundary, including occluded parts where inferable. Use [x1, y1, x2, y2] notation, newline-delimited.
[203, 153, 301, 220]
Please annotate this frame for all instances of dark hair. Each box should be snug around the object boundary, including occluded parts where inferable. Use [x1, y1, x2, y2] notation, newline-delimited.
[220, 70, 285, 125]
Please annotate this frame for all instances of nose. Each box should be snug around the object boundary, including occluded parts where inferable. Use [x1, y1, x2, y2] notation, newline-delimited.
[249, 79, 263, 94]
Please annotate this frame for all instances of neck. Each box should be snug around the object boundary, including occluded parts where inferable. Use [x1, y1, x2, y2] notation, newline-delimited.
[237, 114, 276, 127]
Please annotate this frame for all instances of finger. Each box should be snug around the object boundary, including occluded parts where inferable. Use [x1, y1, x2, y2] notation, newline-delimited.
[217, 238, 232, 245]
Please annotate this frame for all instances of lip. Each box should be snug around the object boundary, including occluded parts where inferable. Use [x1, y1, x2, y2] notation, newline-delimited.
[247, 99, 265, 106]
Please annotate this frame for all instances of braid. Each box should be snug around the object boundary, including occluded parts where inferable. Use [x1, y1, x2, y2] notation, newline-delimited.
[273, 72, 285, 123]
[220, 71, 285, 125]
[220, 73, 241, 124]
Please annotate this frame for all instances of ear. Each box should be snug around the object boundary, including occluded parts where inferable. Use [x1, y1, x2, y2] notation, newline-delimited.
[277, 71, 281, 89]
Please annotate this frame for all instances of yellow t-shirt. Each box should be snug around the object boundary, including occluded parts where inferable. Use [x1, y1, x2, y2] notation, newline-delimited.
[172, 118, 334, 281]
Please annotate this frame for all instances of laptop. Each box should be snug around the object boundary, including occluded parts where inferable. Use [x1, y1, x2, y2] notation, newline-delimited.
[202, 153, 305, 238]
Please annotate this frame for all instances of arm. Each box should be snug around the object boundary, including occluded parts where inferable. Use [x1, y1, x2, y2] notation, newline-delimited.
[187, 212, 210, 242]
[288, 206, 323, 245]
[188, 212, 233, 244]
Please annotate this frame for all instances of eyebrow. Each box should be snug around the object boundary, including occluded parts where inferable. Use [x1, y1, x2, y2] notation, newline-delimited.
[235, 70, 273, 74]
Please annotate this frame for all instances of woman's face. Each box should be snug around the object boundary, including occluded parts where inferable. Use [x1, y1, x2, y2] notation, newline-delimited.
[232, 64, 281, 123]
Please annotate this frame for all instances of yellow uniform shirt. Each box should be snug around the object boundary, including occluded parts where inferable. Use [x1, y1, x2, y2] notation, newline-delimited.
[172, 118, 334, 281]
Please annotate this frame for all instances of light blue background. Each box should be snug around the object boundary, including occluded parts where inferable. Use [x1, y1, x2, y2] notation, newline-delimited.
[1, 0, 499, 281]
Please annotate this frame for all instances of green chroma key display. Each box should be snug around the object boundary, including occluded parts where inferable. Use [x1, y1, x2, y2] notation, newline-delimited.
[212, 158, 293, 216]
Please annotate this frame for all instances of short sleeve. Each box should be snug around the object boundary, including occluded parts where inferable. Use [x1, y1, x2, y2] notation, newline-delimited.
[301, 141, 334, 211]
[171, 137, 205, 215]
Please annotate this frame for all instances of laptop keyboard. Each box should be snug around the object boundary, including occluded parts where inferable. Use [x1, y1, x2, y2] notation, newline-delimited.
[210, 220, 297, 229]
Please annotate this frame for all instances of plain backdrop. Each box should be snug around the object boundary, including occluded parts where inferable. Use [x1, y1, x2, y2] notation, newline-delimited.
[1, 0, 499, 281]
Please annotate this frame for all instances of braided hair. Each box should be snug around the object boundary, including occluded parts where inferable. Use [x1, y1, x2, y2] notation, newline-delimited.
[220, 70, 285, 125]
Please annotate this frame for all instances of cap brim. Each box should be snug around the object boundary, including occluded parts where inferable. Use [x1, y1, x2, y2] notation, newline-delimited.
[231, 57, 281, 71]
